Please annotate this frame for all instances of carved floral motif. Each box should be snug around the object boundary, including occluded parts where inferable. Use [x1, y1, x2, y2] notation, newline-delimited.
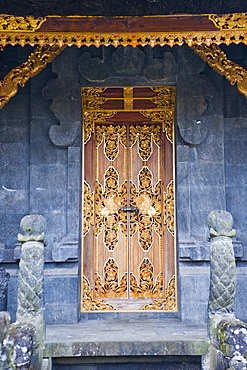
[209, 13, 247, 30]
[0, 15, 46, 31]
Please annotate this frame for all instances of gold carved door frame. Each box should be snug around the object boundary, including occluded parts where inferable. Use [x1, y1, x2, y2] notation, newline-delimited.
[81, 86, 177, 312]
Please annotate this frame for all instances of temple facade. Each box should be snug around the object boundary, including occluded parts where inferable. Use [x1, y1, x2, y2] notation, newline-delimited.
[0, 12, 247, 368]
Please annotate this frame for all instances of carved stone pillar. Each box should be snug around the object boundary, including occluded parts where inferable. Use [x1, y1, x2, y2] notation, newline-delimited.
[207, 210, 236, 316]
[16, 214, 46, 368]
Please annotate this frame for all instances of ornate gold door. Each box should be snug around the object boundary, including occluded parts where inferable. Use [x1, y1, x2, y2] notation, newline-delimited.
[81, 87, 177, 312]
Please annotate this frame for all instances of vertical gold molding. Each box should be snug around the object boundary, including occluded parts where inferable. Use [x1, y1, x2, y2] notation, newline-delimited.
[123, 87, 133, 110]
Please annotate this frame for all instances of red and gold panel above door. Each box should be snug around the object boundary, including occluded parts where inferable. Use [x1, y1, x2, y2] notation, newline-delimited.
[81, 86, 177, 312]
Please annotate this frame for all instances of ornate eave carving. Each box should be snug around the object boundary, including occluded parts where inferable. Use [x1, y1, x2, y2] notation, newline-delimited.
[192, 43, 247, 100]
[0, 13, 247, 48]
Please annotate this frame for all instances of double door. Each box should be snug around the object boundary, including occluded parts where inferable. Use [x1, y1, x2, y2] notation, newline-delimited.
[81, 87, 176, 312]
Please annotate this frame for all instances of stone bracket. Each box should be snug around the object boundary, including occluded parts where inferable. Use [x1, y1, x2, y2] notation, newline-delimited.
[52, 236, 78, 262]
[179, 240, 243, 261]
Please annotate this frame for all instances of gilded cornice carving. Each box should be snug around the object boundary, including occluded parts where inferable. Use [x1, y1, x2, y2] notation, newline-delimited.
[0, 45, 65, 109]
[0, 13, 247, 47]
[0, 14, 46, 31]
[192, 43, 247, 99]
[209, 13, 247, 30]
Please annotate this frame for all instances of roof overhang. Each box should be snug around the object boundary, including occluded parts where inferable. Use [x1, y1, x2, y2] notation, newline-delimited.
[1, 13, 247, 47]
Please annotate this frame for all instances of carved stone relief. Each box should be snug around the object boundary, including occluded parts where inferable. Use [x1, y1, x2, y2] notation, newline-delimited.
[45, 44, 215, 148]
[78, 45, 176, 83]
[176, 46, 215, 145]
[43, 47, 81, 148]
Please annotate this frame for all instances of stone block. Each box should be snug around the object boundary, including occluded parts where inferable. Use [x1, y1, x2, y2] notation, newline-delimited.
[0, 125, 29, 143]
[190, 163, 225, 186]
[179, 243, 209, 261]
[52, 237, 78, 262]
[176, 211, 191, 236]
[30, 142, 67, 165]
[176, 145, 189, 163]
[45, 301, 78, 324]
[0, 213, 23, 238]
[30, 164, 67, 189]
[225, 164, 247, 187]
[176, 186, 190, 211]
[0, 143, 28, 167]
[224, 92, 241, 118]
[30, 117, 58, 144]
[0, 189, 29, 214]
[30, 188, 66, 213]
[179, 266, 210, 323]
[224, 118, 247, 140]
[235, 267, 247, 322]
[0, 94, 29, 120]
[68, 164, 81, 189]
[176, 162, 190, 186]
[67, 211, 80, 237]
[225, 139, 247, 164]
[1, 165, 29, 190]
[190, 117, 224, 163]
[190, 186, 225, 213]
[67, 188, 80, 212]
[68, 147, 81, 164]
[190, 210, 210, 237]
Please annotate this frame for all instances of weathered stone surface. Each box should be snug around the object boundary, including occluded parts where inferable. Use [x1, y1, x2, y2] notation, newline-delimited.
[143, 51, 176, 81]
[218, 319, 247, 369]
[10, 323, 36, 369]
[0, 311, 15, 369]
[52, 236, 78, 262]
[79, 52, 112, 82]
[177, 75, 215, 145]
[112, 46, 145, 75]
[43, 47, 81, 148]
[18, 214, 46, 243]
[0, 268, 9, 311]
[207, 211, 236, 314]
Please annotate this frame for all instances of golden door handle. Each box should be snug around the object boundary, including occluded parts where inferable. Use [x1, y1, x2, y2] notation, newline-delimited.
[119, 206, 139, 216]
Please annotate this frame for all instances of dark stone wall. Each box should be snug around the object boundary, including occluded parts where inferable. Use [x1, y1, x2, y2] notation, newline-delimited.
[0, 43, 246, 324]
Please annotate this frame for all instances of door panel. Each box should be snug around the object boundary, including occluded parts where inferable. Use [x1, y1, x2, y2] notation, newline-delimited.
[81, 87, 177, 312]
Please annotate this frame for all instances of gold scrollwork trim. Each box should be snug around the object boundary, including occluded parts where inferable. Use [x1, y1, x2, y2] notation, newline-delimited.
[164, 180, 174, 236]
[83, 111, 117, 144]
[0, 14, 46, 31]
[0, 45, 66, 109]
[96, 125, 127, 160]
[81, 275, 116, 311]
[82, 87, 107, 110]
[209, 13, 247, 30]
[192, 43, 247, 100]
[142, 275, 176, 311]
[83, 181, 94, 236]
[141, 111, 173, 143]
[1, 29, 247, 48]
